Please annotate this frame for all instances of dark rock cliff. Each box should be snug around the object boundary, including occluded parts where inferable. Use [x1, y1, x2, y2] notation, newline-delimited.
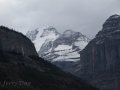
[0, 26, 38, 56]
[77, 14, 120, 90]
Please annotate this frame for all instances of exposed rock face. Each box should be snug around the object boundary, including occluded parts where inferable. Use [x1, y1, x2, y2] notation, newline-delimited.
[0, 26, 38, 56]
[77, 14, 120, 90]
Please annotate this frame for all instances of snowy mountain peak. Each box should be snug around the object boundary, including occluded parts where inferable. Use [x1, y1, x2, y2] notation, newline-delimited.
[63, 29, 75, 34]
[26, 26, 60, 52]
[62, 29, 76, 37]
[26, 26, 90, 62]
[40, 26, 60, 38]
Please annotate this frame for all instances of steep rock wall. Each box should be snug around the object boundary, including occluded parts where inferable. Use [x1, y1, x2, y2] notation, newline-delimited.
[79, 15, 120, 90]
[0, 26, 38, 56]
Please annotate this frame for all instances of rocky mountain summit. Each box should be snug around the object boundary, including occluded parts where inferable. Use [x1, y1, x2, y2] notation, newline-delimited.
[75, 14, 120, 90]
[95, 14, 120, 43]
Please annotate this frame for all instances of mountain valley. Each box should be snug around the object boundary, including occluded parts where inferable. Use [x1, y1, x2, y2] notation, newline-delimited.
[26, 26, 90, 73]
[0, 26, 99, 90]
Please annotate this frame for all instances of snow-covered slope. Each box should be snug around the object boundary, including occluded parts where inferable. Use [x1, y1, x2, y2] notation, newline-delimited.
[26, 26, 60, 52]
[26, 26, 90, 62]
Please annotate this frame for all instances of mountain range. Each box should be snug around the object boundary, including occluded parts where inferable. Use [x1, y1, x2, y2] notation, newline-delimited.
[26, 26, 90, 62]
[27, 14, 120, 90]
[26, 26, 90, 73]
[0, 14, 120, 90]
[0, 26, 98, 90]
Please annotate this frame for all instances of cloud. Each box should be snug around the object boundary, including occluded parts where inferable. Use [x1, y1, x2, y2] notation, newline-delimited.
[0, 0, 120, 39]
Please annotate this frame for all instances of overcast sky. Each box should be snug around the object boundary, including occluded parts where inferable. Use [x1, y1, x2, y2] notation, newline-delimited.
[0, 0, 120, 39]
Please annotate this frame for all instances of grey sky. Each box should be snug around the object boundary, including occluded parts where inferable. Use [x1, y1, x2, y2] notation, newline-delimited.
[0, 0, 120, 39]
